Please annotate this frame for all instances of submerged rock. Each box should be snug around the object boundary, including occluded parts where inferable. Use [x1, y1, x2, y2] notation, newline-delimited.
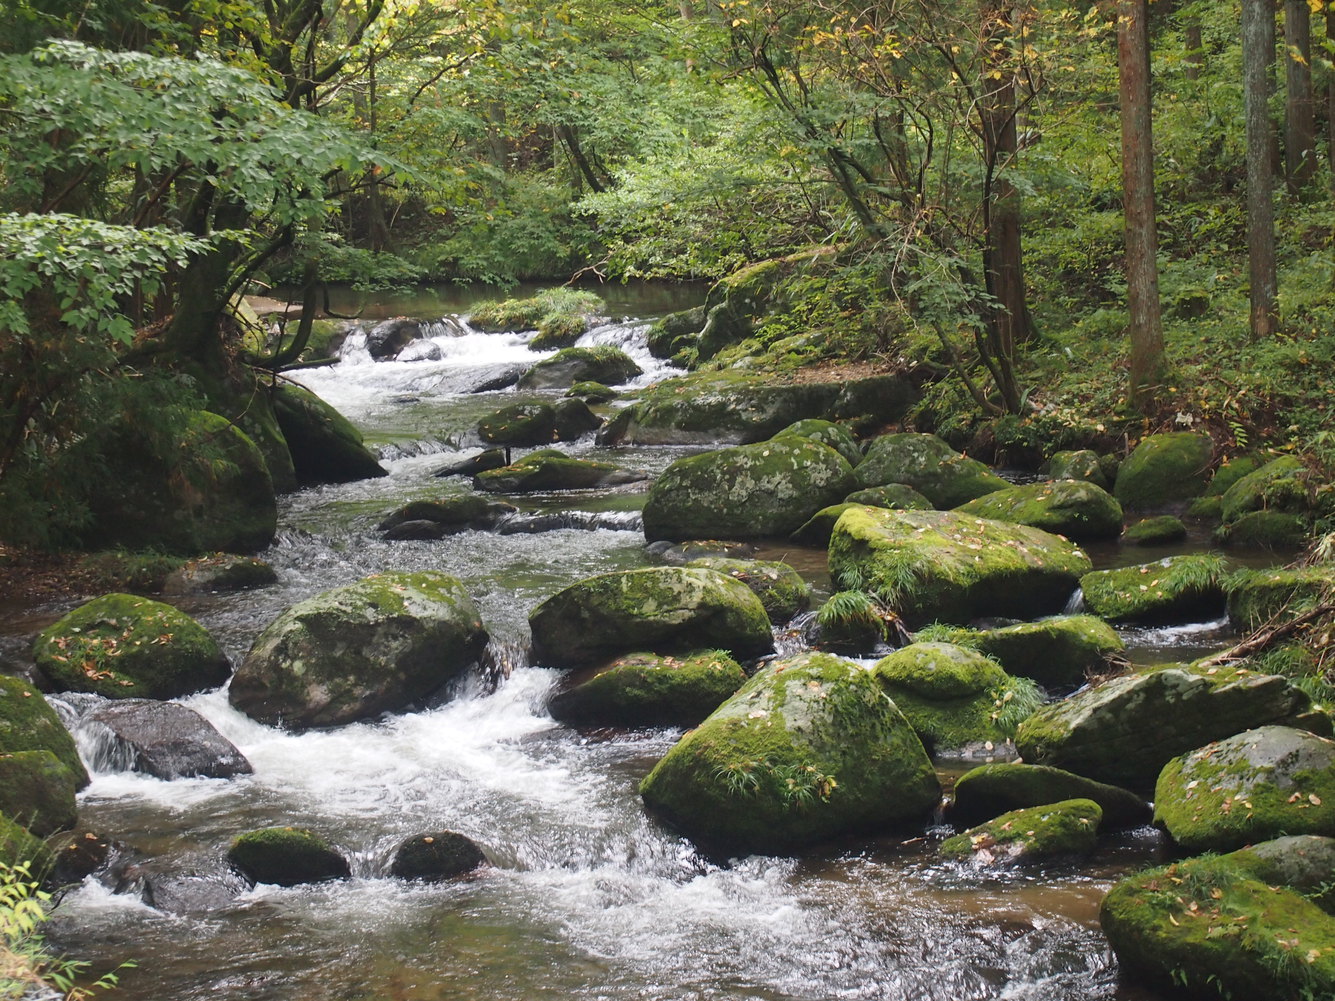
[940, 799, 1102, 864]
[1112, 432, 1214, 511]
[389, 831, 488, 881]
[162, 555, 278, 595]
[954, 479, 1124, 542]
[228, 827, 350, 886]
[949, 762, 1151, 829]
[854, 433, 1008, 508]
[474, 450, 646, 493]
[84, 699, 252, 780]
[547, 650, 748, 728]
[0, 676, 88, 789]
[639, 651, 940, 855]
[272, 383, 388, 486]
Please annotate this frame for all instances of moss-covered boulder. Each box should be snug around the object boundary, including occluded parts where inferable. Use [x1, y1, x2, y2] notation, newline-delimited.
[476, 402, 557, 447]
[1101, 854, 1335, 1000]
[1122, 515, 1187, 546]
[1113, 432, 1215, 511]
[517, 346, 641, 390]
[918, 615, 1123, 689]
[564, 381, 618, 404]
[954, 479, 1124, 542]
[1154, 726, 1335, 853]
[227, 826, 350, 886]
[872, 643, 1042, 752]
[271, 384, 387, 486]
[828, 507, 1091, 626]
[1218, 455, 1316, 531]
[843, 484, 934, 510]
[639, 651, 940, 854]
[474, 450, 646, 493]
[551, 398, 603, 440]
[854, 433, 1008, 509]
[0, 751, 77, 837]
[229, 572, 488, 729]
[1216, 510, 1311, 547]
[1227, 565, 1335, 631]
[389, 831, 487, 881]
[790, 503, 866, 546]
[940, 799, 1102, 864]
[684, 558, 810, 623]
[949, 762, 1151, 829]
[529, 567, 773, 669]
[162, 554, 278, 596]
[642, 437, 856, 542]
[34, 593, 231, 700]
[0, 813, 56, 880]
[646, 306, 707, 359]
[378, 495, 517, 537]
[1044, 450, 1108, 489]
[773, 419, 862, 466]
[1227, 835, 1335, 914]
[1014, 662, 1317, 792]
[547, 650, 748, 728]
[0, 676, 87, 789]
[1078, 554, 1228, 623]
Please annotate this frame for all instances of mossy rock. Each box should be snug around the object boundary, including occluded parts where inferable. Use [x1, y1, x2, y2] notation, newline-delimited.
[1226, 835, 1335, 914]
[843, 484, 934, 511]
[229, 572, 488, 729]
[517, 347, 641, 390]
[1015, 662, 1317, 792]
[639, 651, 940, 855]
[917, 615, 1123, 690]
[477, 402, 557, 447]
[467, 297, 546, 332]
[162, 554, 278, 595]
[1044, 450, 1108, 489]
[1219, 455, 1313, 523]
[378, 495, 516, 534]
[389, 831, 487, 881]
[872, 642, 1042, 752]
[685, 557, 810, 623]
[1122, 515, 1187, 546]
[474, 450, 645, 493]
[1113, 432, 1215, 511]
[271, 383, 387, 487]
[0, 676, 87, 789]
[0, 750, 78, 837]
[646, 306, 706, 359]
[0, 812, 56, 881]
[227, 826, 350, 886]
[1154, 725, 1335, 853]
[529, 567, 773, 669]
[940, 798, 1102, 863]
[1205, 453, 1267, 496]
[827, 507, 1091, 626]
[643, 437, 856, 542]
[1186, 494, 1224, 520]
[432, 449, 508, 478]
[1101, 854, 1335, 999]
[955, 479, 1124, 542]
[34, 593, 230, 700]
[548, 650, 748, 728]
[773, 419, 862, 466]
[564, 381, 618, 404]
[790, 503, 866, 546]
[1079, 554, 1228, 624]
[551, 398, 604, 441]
[1216, 510, 1311, 548]
[950, 762, 1149, 829]
[854, 433, 1008, 509]
[530, 312, 589, 351]
[1226, 566, 1335, 631]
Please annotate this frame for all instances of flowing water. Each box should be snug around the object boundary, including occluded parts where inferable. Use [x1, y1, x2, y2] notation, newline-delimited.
[2, 289, 1205, 1000]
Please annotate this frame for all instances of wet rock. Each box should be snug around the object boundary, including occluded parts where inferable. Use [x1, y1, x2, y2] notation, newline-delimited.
[365, 318, 423, 360]
[378, 496, 517, 534]
[1044, 449, 1108, 489]
[1112, 432, 1214, 511]
[1154, 726, 1335, 853]
[529, 567, 773, 669]
[1122, 515, 1187, 546]
[389, 831, 487, 881]
[228, 826, 350, 886]
[774, 419, 862, 466]
[162, 555, 277, 595]
[564, 381, 618, 403]
[394, 339, 443, 362]
[917, 615, 1123, 690]
[230, 572, 488, 729]
[477, 402, 557, 447]
[642, 437, 856, 542]
[1078, 554, 1227, 624]
[547, 650, 747, 728]
[0, 676, 88, 789]
[383, 520, 447, 540]
[517, 347, 641, 390]
[0, 750, 77, 836]
[0, 812, 55, 879]
[272, 384, 388, 486]
[84, 699, 252, 780]
[949, 762, 1151, 829]
[552, 398, 604, 440]
[639, 651, 940, 855]
[475, 450, 646, 493]
[1217, 456, 1318, 540]
[790, 503, 866, 546]
[48, 827, 112, 884]
[33, 593, 231, 701]
[843, 483, 934, 511]
[828, 507, 1091, 627]
[649, 540, 759, 565]
[465, 364, 527, 393]
[142, 870, 249, 914]
[1227, 835, 1335, 913]
[433, 449, 509, 478]
[954, 479, 1124, 542]
[645, 306, 706, 359]
[684, 557, 810, 623]
[1216, 510, 1310, 547]
[940, 799, 1102, 864]
[854, 433, 1008, 509]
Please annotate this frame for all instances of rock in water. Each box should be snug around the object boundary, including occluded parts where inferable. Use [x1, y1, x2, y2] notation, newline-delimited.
[228, 827, 349, 886]
[547, 650, 747, 728]
[854, 433, 1008, 508]
[949, 762, 1150, 829]
[272, 384, 387, 485]
[0, 750, 78, 836]
[84, 700, 251, 779]
[0, 676, 88, 789]
[940, 799, 1102, 864]
[1112, 432, 1214, 511]
[389, 831, 487, 881]
[954, 479, 1124, 542]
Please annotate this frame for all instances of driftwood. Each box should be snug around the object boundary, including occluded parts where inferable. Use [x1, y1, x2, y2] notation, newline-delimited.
[1195, 602, 1335, 669]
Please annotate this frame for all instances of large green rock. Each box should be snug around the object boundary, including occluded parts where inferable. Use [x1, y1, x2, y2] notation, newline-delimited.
[474, 450, 646, 493]
[547, 650, 748, 728]
[1044, 449, 1108, 489]
[0, 812, 56, 880]
[1227, 565, 1335, 631]
[517, 347, 641, 390]
[949, 762, 1150, 829]
[0, 676, 87, 789]
[1113, 432, 1215, 510]
[477, 403, 557, 446]
[773, 419, 862, 466]
[0, 750, 78, 837]
[684, 557, 810, 623]
[643, 437, 856, 542]
[639, 651, 940, 854]
[1227, 835, 1335, 914]
[854, 433, 1008, 509]
[229, 572, 488, 729]
[940, 798, 1102, 863]
[1101, 854, 1335, 1000]
[1216, 456, 1322, 546]
[1154, 726, 1335, 853]
[827, 507, 1091, 626]
[646, 306, 707, 359]
[1014, 662, 1317, 792]
[872, 643, 1042, 752]
[918, 615, 1124, 689]
[1122, 515, 1187, 546]
[271, 383, 387, 486]
[954, 479, 1124, 542]
[529, 567, 773, 669]
[1079, 554, 1228, 623]
[228, 826, 350, 886]
[33, 593, 231, 700]
[843, 484, 934, 510]
[378, 495, 516, 537]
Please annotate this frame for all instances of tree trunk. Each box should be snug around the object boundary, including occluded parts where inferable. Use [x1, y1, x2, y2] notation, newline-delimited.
[1328, 6, 1335, 197]
[1118, 0, 1165, 414]
[1184, 18, 1203, 80]
[1284, 0, 1316, 191]
[1243, 0, 1279, 339]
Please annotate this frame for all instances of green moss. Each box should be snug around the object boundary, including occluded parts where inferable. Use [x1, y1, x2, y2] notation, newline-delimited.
[1217, 511, 1311, 548]
[1227, 566, 1335, 631]
[565, 381, 618, 403]
[517, 346, 641, 390]
[685, 557, 810, 623]
[1113, 432, 1215, 510]
[227, 826, 349, 886]
[1219, 456, 1312, 523]
[940, 798, 1102, 862]
[531, 312, 589, 351]
[0, 676, 87, 788]
[470, 289, 603, 335]
[1227, 836, 1335, 914]
[772, 419, 862, 466]
[1045, 449, 1109, 488]
[272, 384, 386, 487]
[0, 813, 56, 881]
[1079, 553, 1229, 623]
[548, 650, 747, 728]
[1123, 515, 1188, 546]
[0, 751, 78, 837]
[844, 484, 934, 510]
[475, 452, 640, 493]
[950, 763, 1150, 829]
[955, 479, 1124, 541]
[73, 550, 188, 593]
[855, 433, 1008, 508]
[923, 615, 1123, 689]
[477, 402, 557, 446]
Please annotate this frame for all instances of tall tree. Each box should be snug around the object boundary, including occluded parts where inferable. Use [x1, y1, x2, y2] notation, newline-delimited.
[1243, 0, 1278, 338]
[1283, 0, 1316, 191]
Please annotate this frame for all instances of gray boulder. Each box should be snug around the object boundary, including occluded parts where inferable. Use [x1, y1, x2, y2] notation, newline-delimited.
[517, 347, 641, 390]
[84, 700, 252, 780]
[854, 433, 1008, 508]
[949, 762, 1150, 829]
[954, 479, 1124, 542]
[389, 831, 487, 881]
[272, 384, 388, 486]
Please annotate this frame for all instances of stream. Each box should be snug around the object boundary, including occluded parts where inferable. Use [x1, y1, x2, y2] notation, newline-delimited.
[2, 286, 1211, 1000]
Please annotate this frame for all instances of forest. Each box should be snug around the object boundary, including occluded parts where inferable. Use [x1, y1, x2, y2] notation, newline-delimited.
[3, 1, 1335, 999]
